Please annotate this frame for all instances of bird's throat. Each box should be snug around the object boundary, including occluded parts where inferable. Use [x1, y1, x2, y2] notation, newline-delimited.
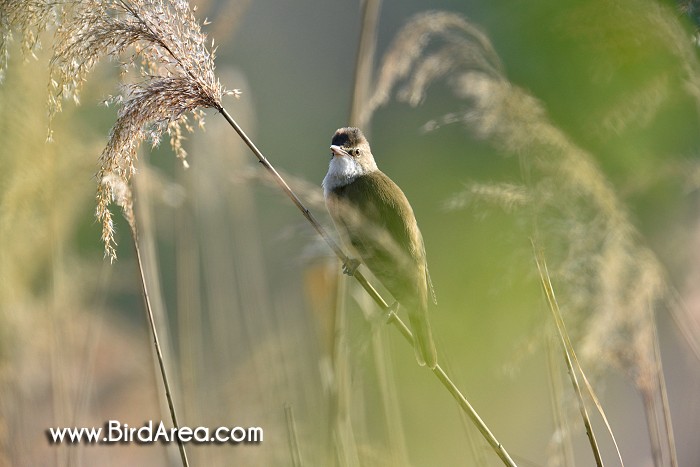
[323, 155, 365, 197]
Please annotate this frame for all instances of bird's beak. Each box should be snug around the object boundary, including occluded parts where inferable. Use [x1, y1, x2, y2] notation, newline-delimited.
[330, 145, 350, 158]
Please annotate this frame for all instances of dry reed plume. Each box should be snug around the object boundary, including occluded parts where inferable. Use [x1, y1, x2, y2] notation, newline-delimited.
[367, 10, 503, 123]
[68, 0, 232, 260]
[367, 7, 691, 466]
[0, 0, 59, 82]
[2, 0, 237, 260]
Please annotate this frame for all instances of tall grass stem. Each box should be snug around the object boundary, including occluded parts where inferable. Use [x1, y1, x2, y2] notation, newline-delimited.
[533, 243, 605, 467]
[130, 221, 190, 467]
[651, 320, 678, 467]
[545, 334, 575, 467]
[285, 404, 304, 467]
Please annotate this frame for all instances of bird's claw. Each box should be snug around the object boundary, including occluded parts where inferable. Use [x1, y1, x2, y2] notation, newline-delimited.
[342, 258, 360, 276]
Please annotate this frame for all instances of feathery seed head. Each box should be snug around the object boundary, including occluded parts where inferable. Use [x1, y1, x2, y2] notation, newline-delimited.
[372, 9, 680, 394]
[31, 0, 235, 260]
[3, 0, 236, 259]
[1, 0, 60, 82]
[367, 11, 503, 123]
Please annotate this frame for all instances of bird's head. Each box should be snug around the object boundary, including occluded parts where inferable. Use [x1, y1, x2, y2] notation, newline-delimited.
[329, 127, 377, 174]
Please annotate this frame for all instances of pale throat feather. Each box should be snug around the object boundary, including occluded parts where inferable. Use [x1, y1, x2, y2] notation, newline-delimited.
[322, 155, 376, 197]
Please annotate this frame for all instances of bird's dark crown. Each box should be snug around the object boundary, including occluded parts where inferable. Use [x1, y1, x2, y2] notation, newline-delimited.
[332, 127, 367, 148]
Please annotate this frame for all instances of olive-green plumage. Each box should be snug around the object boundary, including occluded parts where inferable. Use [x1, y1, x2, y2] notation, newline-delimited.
[323, 127, 437, 368]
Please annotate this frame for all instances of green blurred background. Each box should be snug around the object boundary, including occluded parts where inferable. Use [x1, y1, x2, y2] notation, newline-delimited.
[1, 0, 700, 466]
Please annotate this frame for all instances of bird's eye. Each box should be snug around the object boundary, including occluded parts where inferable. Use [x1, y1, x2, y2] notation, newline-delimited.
[354, 149, 360, 156]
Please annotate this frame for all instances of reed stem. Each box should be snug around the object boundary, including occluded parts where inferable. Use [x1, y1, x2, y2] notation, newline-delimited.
[533, 244, 604, 467]
[130, 220, 190, 467]
[284, 404, 304, 467]
[216, 104, 518, 467]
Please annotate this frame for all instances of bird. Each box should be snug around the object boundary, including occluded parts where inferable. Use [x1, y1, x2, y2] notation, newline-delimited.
[322, 127, 438, 369]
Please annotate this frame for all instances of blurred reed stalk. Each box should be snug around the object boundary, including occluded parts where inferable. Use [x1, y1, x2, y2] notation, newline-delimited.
[534, 242, 624, 467]
[329, 1, 382, 460]
[349, 0, 381, 129]
[0, 51, 156, 466]
[337, 1, 412, 465]
[285, 404, 304, 467]
[544, 334, 576, 467]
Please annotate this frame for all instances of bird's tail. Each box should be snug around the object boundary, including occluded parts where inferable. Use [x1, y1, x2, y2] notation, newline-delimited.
[407, 306, 437, 369]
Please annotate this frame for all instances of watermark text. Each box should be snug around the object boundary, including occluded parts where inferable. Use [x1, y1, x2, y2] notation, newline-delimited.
[46, 420, 263, 445]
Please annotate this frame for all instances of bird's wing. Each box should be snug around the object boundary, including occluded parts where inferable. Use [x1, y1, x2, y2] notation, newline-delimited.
[330, 171, 438, 368]
[334, 172, 430, 300]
